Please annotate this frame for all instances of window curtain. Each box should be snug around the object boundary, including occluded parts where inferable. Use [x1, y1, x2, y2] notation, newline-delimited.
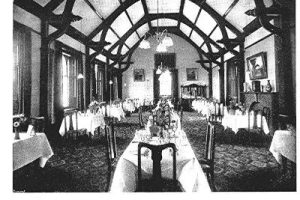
[13, 22, 31, 116]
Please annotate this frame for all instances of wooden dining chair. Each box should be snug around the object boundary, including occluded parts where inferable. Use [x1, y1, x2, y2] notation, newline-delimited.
[137, 142, 181, 192]
[138, 106, 144, 128]
[30, 116, 45, 132]
[62, 108, 87, 140]
[262, 107, 271, 126]
[199, 121, 216, 191]
[105, 117, 118, 192]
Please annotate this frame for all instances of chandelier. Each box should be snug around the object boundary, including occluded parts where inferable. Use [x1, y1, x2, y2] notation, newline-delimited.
[139, 0, 173, 52]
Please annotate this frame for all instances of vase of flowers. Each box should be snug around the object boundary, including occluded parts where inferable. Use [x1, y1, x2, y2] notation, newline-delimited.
[265, 80, 272, 92]
[13, 121, 20, 140]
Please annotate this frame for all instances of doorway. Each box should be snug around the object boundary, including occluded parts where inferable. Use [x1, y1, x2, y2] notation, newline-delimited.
[153, 53, 178, 103]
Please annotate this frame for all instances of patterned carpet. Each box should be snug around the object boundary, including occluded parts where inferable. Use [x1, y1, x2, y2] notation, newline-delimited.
[13, 111, 296, 192]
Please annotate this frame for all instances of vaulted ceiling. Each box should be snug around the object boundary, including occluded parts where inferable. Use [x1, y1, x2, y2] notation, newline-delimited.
[14, 0, 294, 66]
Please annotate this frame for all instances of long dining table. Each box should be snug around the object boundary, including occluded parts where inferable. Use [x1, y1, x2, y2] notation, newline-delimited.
[110, 113, 211, 192]
[13, 132, 54, 171]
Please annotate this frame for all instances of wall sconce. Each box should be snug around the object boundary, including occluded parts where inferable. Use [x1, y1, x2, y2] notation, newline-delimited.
[77, 73, 84, 79]
[109, 80, 113, 85]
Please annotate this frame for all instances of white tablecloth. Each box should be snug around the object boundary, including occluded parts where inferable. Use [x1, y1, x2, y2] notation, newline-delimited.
[269, 130, 296, 164]
[59, 112, 105, 136]
[110, 130, 211, 192]
[13, 132, 54, 171]
[222, 113, 269, 134]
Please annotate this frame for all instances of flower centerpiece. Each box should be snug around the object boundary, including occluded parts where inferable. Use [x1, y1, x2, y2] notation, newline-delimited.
[88, 99, 100, 114]
[151, 98, 172, 137]
[13, 114, 27, 140]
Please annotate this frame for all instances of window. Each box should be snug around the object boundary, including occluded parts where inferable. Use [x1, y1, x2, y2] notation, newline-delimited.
[94, 64, 104, 101]
[61, 52, 78, 108]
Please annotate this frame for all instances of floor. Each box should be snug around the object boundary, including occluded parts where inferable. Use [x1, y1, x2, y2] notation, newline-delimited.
[13, 111, 296, 192]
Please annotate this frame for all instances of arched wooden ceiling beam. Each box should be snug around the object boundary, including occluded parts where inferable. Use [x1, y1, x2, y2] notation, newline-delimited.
[107, 25, 222, 75]
[141, 0, 153, 32]
[107, 13, 224, 57]
[196, 54, 211, 72]
[87, 0, 140, 41]
[14, 0, 117, 60]
[46, 0, 82, 43]
[189, 0, 242, 37]
[245, 0, 283, 36]
[108, 37, 144, 74]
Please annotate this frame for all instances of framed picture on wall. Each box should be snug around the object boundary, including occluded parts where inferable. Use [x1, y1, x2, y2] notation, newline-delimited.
[186, 68, 198, 81]
[133, 69, 145, 82]
[247, 52, 267, 80]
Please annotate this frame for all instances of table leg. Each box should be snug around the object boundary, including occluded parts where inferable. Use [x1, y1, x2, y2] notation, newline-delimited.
[281, 156, 287, 173]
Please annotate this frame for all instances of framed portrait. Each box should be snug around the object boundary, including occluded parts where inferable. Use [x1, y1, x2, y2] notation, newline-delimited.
[247, 52, 267, 80]
[186, 68, 198, 81]
[133, 69, 145, 82]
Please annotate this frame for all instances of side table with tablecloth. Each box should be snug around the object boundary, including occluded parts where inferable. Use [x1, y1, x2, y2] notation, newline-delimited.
[13, 132, 54, 171]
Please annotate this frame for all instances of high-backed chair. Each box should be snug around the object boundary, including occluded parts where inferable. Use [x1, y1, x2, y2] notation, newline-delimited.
[30, 116, 45, 132]
[199, 122, 216, 191]
[262, 107, 271, 126]
[62, 108, 86, 140]
[105, 117, 117, 192]
[138, 106, 144, 128]
[137, 142, 181, 192]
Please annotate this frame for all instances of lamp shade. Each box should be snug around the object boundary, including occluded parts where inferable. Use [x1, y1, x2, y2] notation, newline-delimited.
[156, 68, 162, 74]
[139, 39, 150, 49]
[162, 35, 173, 47]
[156, 43, 167, 52]
[77, 73, 84, 79]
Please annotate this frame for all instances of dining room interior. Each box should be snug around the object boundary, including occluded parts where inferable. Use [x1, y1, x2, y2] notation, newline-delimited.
[11, 0, 297, 193]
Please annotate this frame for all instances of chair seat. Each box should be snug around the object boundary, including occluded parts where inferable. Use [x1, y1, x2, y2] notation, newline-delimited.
[137, 178, 182, 192]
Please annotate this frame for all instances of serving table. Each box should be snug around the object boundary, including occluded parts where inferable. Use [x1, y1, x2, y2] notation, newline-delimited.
[13, 132, 53, 171]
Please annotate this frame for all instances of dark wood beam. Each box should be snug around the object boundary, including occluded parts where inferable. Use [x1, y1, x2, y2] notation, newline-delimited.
[44, 0, 64, 12]
[87, 41, 111, 49]
[141, 0, 153, 33]
[208, 63, 213, 98]
[196, 60, 211, 64]
[177, 0, 185, 29]
[252, 0, 283, 36]
[14, 0, 117, 60]
[107, 13, 224, 55]
[120, 0, 141, 40]
[118, 61, 134, 65]
[219, 56, 225, 103]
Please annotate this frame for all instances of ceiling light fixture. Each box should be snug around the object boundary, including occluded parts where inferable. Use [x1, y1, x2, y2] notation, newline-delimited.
[139, 0, 173, 52]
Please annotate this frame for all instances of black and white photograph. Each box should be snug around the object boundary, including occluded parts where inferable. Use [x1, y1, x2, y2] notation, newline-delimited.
[6, 0, 298, 197]
[186, 68, 198, 81]
[247, 52, 268, 80]
[134, 69, 145, 82]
